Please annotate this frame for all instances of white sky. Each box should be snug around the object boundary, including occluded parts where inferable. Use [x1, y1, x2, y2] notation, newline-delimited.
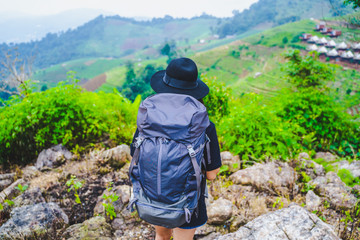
[1, 0, 259, 18]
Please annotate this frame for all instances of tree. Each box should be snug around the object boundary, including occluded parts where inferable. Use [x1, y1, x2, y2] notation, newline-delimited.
[344, 0, 360, 8]
[0, 48, 34, 99]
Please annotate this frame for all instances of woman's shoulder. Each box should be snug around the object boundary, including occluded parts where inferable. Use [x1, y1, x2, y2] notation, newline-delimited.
[206, 121, 216, 133]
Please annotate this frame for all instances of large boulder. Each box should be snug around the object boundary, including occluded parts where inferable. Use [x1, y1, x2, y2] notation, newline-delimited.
[207, 198, 237, 225]
[35, 144, 73, 170]
[12, 187, 45, 208]
[0, 202, 68, 240]
[230, 161, 297, 196]
[100, 145, 131, 169]
[215, 204, 340, 240]
[62, 216, 113, 240]
[311, 172, 357, 209]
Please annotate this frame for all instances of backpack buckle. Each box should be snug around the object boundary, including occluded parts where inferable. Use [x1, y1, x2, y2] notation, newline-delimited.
[135, 137, 144, 148]
[187, 146, 196, 157]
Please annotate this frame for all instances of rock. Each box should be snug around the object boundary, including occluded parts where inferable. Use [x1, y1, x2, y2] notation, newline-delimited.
[195, 224, 218, 236]
[112, 216, 126, 230]
[306, 190, 322, 212]
[230, 161, 297, 196]
[335, 160, 360, 178]
[35, 144, 72, 170]
[221, 151, 241, 173]
[12, 187, 45, 208]
[22, 166, 40, 180]
[0, 179, 26, 204]
[62, 216, 112, 240]
[94, 185, 131, 216]
[215, 204, 340, 240]
[197, 232, 221, 240]
[0, 202, 68, 240]
[114, 223, 154, 240]
[0, 179, 13, 192]
[117, 162, 130, 180]
[230, 215, 247, 232]
[100, 145, 131, 169]
[315, 152, 337, 162]
[0, 173, 15, 192]
[207, 198, 236, 225]
[298, 152, 310, 161]
[311, 172, 357, 210]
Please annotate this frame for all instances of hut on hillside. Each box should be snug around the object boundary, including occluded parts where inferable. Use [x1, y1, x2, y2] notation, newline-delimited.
[340, 51, 354, 62]
[307, 44, 318, 51]
[337, 42, 348, 51]
[321, 27, 332, 34]
[300, 33, 312, 41]
[352, 43, 360, 52]
[317, 46, 328, 55]
[317, 37, 328, 45]
[308, 36, 320, 43]
[327, 49, 339, 59]
[326, 40, 337, 48]
[329, 30, 342, 37]
[354, 53, 360, 64]
[315, 22, 326, 31]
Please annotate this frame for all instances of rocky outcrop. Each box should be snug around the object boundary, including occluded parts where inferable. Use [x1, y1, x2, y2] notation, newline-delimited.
[311, 172, 357, 209]
[230, 161, 297, 195]
[35, 144, 73, 170]
[0, 202, 68, 239]
[216, 204, 340, 240]
[99, 144, 131, 169]
[62, 216, 112, 240]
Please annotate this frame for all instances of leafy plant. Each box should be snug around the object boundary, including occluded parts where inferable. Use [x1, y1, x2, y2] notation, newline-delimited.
[273, 197, 284, 209]
[102, 182, 119, 220]
[14, 183, 28, 193]
[338, 168, 360, 187]
[66, 175, 84, 204]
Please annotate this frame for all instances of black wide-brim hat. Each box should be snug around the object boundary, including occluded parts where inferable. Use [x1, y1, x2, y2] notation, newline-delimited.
[150, 57, 209, 100]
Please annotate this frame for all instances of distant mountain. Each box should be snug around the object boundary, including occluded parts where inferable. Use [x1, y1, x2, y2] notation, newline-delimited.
[216, 0, 354, 37]
[0, 15, 218, 69]
[0, 9, 115, 43]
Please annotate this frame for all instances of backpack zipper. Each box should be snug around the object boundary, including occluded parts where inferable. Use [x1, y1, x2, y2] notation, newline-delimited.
[157, 138, 163, 198]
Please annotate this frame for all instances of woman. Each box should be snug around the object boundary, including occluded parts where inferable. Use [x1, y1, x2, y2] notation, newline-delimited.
[130, 57, 221, 240]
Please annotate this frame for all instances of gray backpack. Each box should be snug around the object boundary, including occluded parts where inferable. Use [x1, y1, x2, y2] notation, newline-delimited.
[128, 93, 211, 228]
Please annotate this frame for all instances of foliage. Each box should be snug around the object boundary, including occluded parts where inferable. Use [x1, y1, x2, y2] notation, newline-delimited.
[66, 175, 84, 204]
[344, 0, 360, 9]
[0, 73, 139, 165]
[283, 50, 335, 89]
[121, 62, 161, 101]
[14, 183, 28, 193]
[202, 75, 231, 124]
[279, 50, 360, 157]
[337, 168, 360, 187]
[102, 182, 119, 220]
[218, 93, 302, 160]
[159, 41, 178, 63]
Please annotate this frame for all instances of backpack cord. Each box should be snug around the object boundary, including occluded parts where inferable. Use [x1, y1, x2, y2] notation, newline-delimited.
[128, 137, 144, 210]
[188, 145, 202, 218]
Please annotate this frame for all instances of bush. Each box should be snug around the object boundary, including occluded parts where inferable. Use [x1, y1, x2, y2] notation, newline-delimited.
[218, 93, 301, 161]
[0, 77, 138, 165]
[202, 75, 231, 124]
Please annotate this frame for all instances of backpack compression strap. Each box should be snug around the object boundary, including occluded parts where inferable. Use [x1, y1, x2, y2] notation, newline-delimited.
[128, 137, 144, 179]
[187, 146, 202, 204]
